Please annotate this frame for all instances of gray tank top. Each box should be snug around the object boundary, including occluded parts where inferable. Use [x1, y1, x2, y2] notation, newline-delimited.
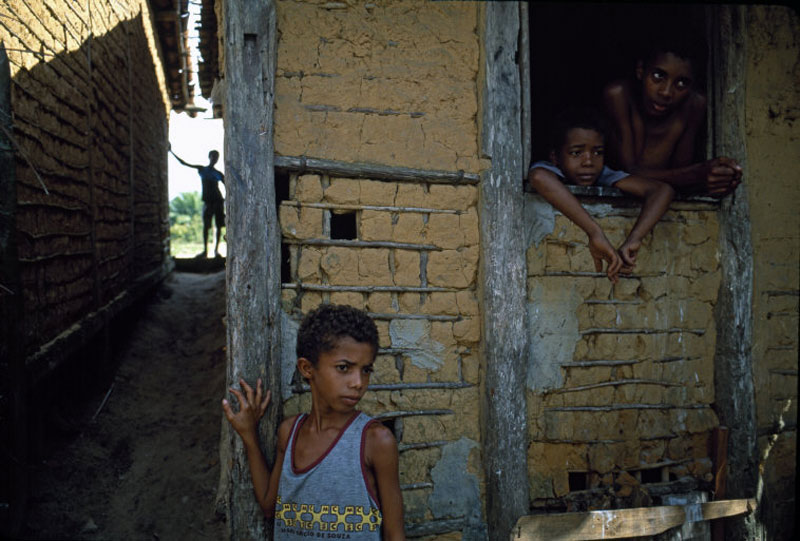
[274, 412, 383, 539]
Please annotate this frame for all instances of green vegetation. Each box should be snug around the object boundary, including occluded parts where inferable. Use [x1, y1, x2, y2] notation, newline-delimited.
[169, 191, 227, 257]
[169, 191, 203, 243]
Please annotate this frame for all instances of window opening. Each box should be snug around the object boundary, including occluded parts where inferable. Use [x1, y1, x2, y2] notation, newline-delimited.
[276, 168, 291, 284]
[274, 168, 290, 207]
[330, 211, 357, 240]
[528, 4, 708, 166]
[280, 243, 291, 285]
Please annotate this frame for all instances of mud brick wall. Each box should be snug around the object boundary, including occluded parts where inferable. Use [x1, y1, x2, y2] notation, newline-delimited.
[279, 174, 483, 530]
[744, 5, 799, 535]
[273, 1, 486, 533]
[0, 0, 170, 354]
[273, 0, 483, 173]
[524, 196, 722, 510]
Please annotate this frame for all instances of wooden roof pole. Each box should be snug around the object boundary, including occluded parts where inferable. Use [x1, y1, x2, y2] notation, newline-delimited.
[218, 1, 281, 539]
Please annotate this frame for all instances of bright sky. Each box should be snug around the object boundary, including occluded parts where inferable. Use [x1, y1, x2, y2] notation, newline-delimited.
[167, 4, 225, 201]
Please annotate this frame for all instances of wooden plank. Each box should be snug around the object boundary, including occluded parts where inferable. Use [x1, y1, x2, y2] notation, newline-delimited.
[480, 4, 530, 541]
[511, 499, 756, 540]
[220, 1, 281, 540]
[700, 499, 756, 521]
[512, 506, 686, 540]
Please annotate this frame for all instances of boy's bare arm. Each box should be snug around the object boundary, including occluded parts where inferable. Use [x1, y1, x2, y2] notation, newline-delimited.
[222, 378, 284, 515]
[528, 167, 622, 282]
[169, 148, 202, 170]
[613, 176, 675, 267]
[366, 423, 405, 540]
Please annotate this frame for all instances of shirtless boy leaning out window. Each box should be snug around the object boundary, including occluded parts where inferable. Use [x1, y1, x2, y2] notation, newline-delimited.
[603, 37, 742, 197]
[528, 107, 674, 283]
[222, 304, 405, 540]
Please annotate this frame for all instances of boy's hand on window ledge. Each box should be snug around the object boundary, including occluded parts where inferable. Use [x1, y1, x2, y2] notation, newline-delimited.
[588, 231, 621, 284]
[618, 238, 641, 268]
[703, 156, 742, 197]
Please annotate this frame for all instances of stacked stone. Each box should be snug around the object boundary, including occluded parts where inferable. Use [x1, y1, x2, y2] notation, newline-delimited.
[526, 197, 722, 508]
[280, 172, 481, 525]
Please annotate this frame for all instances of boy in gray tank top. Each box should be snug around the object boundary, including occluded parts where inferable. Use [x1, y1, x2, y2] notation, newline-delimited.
[222, 304, 405, 539]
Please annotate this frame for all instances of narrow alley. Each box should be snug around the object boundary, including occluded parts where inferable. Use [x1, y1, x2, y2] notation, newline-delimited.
[22, 271, 228, 540]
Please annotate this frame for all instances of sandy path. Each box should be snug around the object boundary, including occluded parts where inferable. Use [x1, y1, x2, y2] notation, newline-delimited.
[22, 271, 229, 540]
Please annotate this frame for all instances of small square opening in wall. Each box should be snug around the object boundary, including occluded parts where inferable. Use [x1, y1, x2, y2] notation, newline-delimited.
[568, 471, 588, 492]
[640, 466, 665, 485]
[330, 211, 357, 240]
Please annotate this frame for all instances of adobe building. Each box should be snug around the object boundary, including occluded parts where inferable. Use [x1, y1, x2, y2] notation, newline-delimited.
[0, 0, 193, 533]
[209, 2, 798, 540]
[0, 1, 795, 540]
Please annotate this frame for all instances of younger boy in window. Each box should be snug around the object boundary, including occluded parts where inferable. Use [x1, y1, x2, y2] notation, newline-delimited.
[603, 37, 742, 197]
[528, 107, 674, 283]
[222, 304, 405, 539]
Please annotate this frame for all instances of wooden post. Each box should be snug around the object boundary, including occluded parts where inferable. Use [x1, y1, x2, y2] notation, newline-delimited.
[220, 1, 281, 539]
[0, 42, 27, 537]
[708, 6, 760, 539]
[479, 4, 530, 540]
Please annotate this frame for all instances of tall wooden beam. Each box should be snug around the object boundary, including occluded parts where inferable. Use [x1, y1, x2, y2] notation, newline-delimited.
[479, 4, 530, 540]
[220, 1, 281, 539]
[709, 6, 761, 539]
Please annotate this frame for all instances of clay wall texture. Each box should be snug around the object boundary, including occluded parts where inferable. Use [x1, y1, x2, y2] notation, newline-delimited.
[744, 5, 799, 535]
[271, 1, 798, 536]
[274, 0, 483, 173]
[0, 0, 171, 354]
[279, 173, 483, 531]
[525, 198, 721, 510]
[273, 1, 485, 533]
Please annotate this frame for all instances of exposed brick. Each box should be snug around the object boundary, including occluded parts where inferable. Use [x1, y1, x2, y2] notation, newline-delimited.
[295, 174, 323, 202]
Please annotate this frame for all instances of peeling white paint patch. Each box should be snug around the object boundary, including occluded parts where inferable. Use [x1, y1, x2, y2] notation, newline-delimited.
[428, 438, 486, 539]
[524, 195, 556, 248]
[388, 319, 445, 371]
[581, 201, 617, 217]
[281, 311, 299, 401]
[527, 283, 582, 391]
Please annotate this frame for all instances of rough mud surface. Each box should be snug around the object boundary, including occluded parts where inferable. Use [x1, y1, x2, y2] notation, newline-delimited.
[21, 271, 229, 540]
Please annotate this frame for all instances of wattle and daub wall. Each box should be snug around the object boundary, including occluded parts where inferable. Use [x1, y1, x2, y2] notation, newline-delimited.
[271, 1, 797, 538]
[0, 0, 171, 357]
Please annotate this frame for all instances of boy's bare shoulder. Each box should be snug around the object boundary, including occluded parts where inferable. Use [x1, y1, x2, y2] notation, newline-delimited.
[277, 414, 301, 450]
[684, 91, 707, 119]
[603, 79, 633, 101]
[365, 420, 397, 451]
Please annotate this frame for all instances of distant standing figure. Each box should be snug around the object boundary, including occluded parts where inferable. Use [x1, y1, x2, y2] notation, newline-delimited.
[171, 147, 225, 258]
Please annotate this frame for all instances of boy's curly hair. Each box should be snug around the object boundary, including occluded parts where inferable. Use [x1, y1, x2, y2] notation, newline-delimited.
[296, 304, 378, 364]
[549, 106, 608, 152]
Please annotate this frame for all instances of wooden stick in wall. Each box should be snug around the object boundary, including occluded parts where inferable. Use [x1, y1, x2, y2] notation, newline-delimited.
[511, 499, 756, 540]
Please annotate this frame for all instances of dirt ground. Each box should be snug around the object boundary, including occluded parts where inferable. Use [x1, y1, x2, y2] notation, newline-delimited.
[21, 270, 229, 540]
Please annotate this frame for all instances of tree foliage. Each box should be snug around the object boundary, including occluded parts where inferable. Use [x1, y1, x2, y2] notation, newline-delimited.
[169, 192, 203, 243]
